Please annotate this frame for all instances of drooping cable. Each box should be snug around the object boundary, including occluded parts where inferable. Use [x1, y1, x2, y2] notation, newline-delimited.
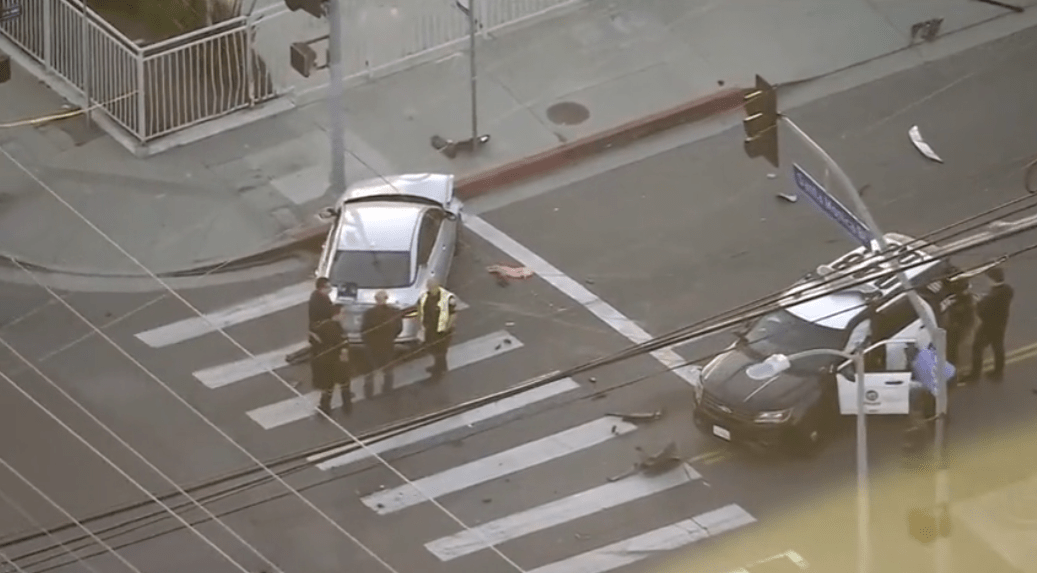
[0, 485, 102, 573]
[0, 145, 530, 573]
[0, 363, 278, 573]
[0, 455, 144, 573]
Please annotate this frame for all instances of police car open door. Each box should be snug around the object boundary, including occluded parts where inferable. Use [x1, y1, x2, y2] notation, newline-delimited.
[833, 299, 931, 415]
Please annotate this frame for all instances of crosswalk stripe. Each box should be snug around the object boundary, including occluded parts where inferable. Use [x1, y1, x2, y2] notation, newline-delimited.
[247, 330, 523, 430]
[310, 378, 581, 470]
[424, 463, 701, 562]
[361, 417, 638, 514]
[134, 280, 469, 349]
[528, 505, 757, 573]
[193, 341, 308, 389]
[135, 282, 311, 348]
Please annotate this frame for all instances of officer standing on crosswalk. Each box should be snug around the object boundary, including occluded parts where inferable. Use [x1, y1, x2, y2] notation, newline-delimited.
[312, 304, 352, 416]
[361, 290, 403, 393]
[286, 277, 335, 365]
[418, 278, 458, 381]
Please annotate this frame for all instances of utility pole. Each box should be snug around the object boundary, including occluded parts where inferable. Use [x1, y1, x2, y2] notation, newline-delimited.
[325, 0, 346, 196]
[742, 75, 953, 573]
[285, 0, 346, 196]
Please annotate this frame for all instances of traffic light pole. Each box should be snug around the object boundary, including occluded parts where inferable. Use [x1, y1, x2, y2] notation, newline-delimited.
[782, 116, 950, 573]
[326, 0, 347, 196]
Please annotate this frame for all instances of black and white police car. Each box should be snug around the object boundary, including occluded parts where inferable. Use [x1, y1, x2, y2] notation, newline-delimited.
[689, 233, 976, 456]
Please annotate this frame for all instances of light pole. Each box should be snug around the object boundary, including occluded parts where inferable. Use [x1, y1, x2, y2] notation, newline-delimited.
[745, 338, 917, 573]
[780, 118, 952, 571]
[429, 0, 490, 159]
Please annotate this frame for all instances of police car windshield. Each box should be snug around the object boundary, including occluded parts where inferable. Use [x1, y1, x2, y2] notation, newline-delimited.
[744, 309, 848, 372]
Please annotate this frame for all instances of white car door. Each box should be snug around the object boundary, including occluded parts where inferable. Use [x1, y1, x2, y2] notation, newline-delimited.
[835, 364, 912, 415]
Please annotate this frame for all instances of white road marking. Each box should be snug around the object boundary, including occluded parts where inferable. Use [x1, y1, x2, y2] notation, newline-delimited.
[194, 341, 309, 389]
[424, 463, 701, 562]
[528, 504, 757, 573]
[247, 331, 522, 430]
[135, 281, 470, 349]
[361, 417, 637, 514]
[310, 378, 581, 469]
[463, 215, 701, 386]
[190, 298, 474, 389]
[135, 282, 311, 348]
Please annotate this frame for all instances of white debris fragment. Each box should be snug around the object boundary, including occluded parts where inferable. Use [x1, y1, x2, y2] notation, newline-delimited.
[909, 125, 943, 163]
[777, 193, 798, 203]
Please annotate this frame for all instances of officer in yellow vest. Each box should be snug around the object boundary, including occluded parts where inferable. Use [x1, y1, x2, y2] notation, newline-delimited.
[417, 278, 457, 380]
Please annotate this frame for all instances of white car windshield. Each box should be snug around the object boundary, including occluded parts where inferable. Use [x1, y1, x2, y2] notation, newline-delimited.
[744, 309, 848, 373]
[330, 250, 411, 289]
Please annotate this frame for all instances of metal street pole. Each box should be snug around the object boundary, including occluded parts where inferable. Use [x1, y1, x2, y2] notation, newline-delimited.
[325, 0, 346, 196]
[467, 0, 478, 144]
[782, 117, 949, 572]
[853, 351, 870, 573]
[81, 0, 91, 128]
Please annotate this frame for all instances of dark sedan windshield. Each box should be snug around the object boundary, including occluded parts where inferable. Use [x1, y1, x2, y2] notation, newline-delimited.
[743, 309, 847, 373]
[330, 250, 411, 289]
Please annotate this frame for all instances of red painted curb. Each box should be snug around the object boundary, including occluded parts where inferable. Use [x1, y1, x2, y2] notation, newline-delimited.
[454, 87, 748, 199]
[269, 88, 747, 256]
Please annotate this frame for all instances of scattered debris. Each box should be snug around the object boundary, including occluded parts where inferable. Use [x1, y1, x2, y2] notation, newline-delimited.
[607, 410, 664, 423]
[505, 321, 515, 327]
[909, 18, 943, 43]
[909, 125, 943, 163]
[608, 441, 682, 482]
[974, 0, 1024, 13]
[482, 498, 492, 504]
[487, 264, 533, 286]
[766, 173, 777, 179]
[588, 376, 597, 384]
[777, 193, 798, 203]
[493, 338, 514, 351]
[585, 278, 595, 284]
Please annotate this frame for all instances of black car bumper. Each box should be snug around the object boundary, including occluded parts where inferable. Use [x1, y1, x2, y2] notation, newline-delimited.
[693, 401, 794, 450]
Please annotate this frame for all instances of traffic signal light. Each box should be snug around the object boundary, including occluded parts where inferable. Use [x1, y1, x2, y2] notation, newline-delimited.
[908, 507, 952, 544]
[0, 52, 10, 84]
[743, 74, 779, 168]
[290, 42, 318, 77]
[284, 0, 325, 18]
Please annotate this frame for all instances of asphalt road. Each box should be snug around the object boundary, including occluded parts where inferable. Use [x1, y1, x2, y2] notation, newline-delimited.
[4, 24, 1037, 573]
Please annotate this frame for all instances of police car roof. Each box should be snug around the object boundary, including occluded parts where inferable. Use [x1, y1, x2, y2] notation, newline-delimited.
[782, 239, 943, 330]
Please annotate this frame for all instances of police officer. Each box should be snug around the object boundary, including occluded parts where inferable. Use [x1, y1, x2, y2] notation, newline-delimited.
[904, 343, 954, 451]
[941, 278, 975, 367]
[417, 278, 457, 380]
[286, 277, 335, 365]
[963, 267, 1014, 383]
[312, 304, 352, 416]
[361, 290, 403, 393]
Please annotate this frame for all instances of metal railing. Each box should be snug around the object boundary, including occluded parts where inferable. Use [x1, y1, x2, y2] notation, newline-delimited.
[0, 0, 278, 143]
[0, 0, 581, 148]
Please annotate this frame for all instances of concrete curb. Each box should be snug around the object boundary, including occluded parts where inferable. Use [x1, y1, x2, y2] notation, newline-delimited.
[215, 87, 749, 271]
[1, 87, 746, 280]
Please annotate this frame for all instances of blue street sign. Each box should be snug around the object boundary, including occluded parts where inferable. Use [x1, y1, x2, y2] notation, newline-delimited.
[792, 163, 873, 247]
[0, 1, 20, 22]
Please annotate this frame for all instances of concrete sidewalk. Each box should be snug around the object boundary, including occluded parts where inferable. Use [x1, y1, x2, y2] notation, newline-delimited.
[0, 0, 1033, 278]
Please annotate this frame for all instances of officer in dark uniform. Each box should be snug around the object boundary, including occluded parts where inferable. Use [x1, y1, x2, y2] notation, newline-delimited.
[312, 304, 352, 416]
[361, 290, 403, 394]
[963, 267, 1014, 383]
[286, 277, 335, 365]
[941, 277, 975, 367]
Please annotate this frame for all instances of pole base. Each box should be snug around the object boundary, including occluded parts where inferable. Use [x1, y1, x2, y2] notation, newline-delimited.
[431, 133, 491, 159]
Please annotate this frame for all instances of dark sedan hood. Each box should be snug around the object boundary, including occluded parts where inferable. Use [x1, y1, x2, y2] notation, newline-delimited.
[701, 348, 815, 410]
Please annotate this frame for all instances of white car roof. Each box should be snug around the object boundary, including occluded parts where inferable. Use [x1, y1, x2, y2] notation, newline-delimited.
[782, 235, 941, 330]
[334, 204, 422, 252]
